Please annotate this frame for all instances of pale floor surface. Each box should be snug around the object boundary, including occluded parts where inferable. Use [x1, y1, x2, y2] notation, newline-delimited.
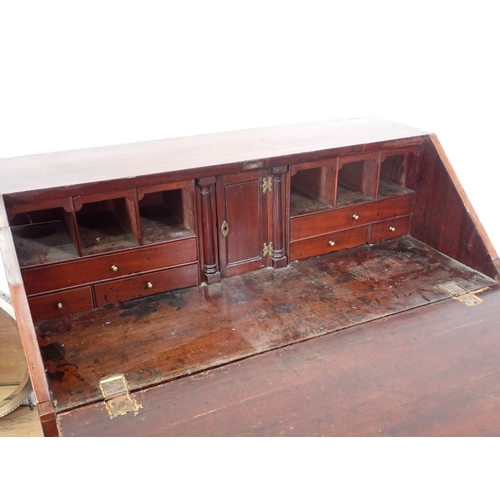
[0, 405, 43, 437]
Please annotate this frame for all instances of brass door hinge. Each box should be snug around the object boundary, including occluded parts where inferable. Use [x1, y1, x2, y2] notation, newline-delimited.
[99, 374, 141, 419]
[262, 176, 273, 194]
[438, 281, 485, 306]
[263, 242, 273, 257]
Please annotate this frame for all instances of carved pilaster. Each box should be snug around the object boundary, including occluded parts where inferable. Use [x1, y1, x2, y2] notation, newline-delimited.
[198, 177, 220, 284]
[271, 166, 288, 269]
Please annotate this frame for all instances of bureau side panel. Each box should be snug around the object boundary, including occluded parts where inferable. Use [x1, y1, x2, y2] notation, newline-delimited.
[412, 136, 499, 280]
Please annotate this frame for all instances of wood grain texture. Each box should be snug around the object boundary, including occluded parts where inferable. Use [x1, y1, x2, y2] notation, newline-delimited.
[411, 136, 499, 279]
[36, 237, 495, 414]
[290, 164, 335, 213]
[28, 286, 94, 322]
[290, 226, 368, 261]
[10, 284, 52, 406]
[57, 286, 500, 437]
[291, 194, 413, 241]
[22, 238, 197, 295]
[271, 167, 288, 268]
[197, 178, 219, 282]
[370, 216, 411, 243]
[217, 171, 269, 277]
[337, 156, 379, 203]
[2, 119, 499, 439]
[94, 264, 199, 307]
[0, 118, 427, 196]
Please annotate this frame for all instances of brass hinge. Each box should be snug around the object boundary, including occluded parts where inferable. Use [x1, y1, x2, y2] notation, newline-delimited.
[263, 242, 273, 257]
[262, 176, 273, 194]
[438, 281, 485, 306]
[99, 374, 141, 419]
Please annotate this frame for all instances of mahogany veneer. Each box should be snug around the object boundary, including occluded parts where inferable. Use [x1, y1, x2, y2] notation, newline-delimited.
[0, 118, 498, 436]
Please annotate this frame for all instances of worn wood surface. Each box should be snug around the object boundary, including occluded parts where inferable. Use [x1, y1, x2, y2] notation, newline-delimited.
[377, 178, 414, 199]
[290, 187, 332, 216]
[57, 285, 500, 437]
[411, 136, 499, 280]
[36, 237, 495, 414]
[11, 218, 80, 267]
[290, 165, 335, 216]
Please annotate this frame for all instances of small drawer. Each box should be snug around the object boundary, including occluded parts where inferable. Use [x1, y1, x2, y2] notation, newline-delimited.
[291, 194, 414, 241]
[370, 216, 411, 243]
[290, 226, 368, 261]
[94, 263, 199, 307]
[28, 287, 94, 322]
[22, 237, 198, 295]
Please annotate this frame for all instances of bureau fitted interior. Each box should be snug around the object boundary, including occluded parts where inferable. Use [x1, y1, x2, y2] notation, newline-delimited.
[6, 146, 420, 322]
[2, 119, 498, 434]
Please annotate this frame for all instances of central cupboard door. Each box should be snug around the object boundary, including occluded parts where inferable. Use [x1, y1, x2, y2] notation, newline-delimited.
[217, 171, 271, 278]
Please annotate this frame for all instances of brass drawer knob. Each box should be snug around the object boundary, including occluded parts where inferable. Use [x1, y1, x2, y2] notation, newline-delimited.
[352, 214, 359, 220]
[389, 226, 396, 232]
[146, 282, 153, 289]
[328, 240, 335, 247]
[56, 302, 63, 309]
[111, 265, 118, 272]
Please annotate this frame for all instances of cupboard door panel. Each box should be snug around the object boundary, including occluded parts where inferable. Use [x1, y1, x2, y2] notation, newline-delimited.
[217, 171, 269, 278]
[226, 180, 262, 264]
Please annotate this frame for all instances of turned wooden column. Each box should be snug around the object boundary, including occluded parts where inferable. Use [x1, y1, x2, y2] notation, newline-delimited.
[271, 166, 288, 269]
[198, 177, 221, 284]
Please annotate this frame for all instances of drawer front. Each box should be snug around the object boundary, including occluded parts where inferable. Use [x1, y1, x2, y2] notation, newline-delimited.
[22, 237, 197, 295]
[94, 263, 199, 307]
[370, 216, 411, 243]
[291, 194, 414, 241]
[290, 226, 368, 261]
[28, 287, 94, 322]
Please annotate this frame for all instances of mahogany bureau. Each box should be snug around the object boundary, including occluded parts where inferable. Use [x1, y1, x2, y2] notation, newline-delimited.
[1, 118, 498, 436]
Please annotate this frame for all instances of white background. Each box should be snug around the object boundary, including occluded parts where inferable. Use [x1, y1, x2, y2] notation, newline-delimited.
[1, 0, 499, 493]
